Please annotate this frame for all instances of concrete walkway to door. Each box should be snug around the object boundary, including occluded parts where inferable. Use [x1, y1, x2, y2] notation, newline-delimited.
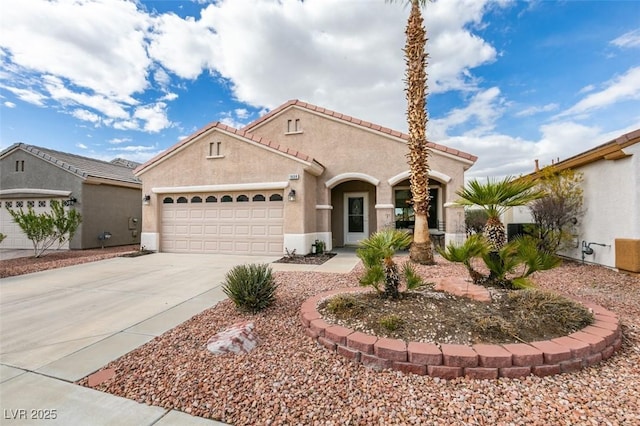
[0, 251, 360, 425]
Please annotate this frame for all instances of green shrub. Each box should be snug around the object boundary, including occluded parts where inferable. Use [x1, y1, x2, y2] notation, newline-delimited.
[378, 314, 403, 332]
[325, 294, 366, 318]
[222, 263, 278, 313]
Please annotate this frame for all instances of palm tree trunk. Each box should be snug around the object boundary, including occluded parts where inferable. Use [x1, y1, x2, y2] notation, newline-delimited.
[405, 0, 434, 265]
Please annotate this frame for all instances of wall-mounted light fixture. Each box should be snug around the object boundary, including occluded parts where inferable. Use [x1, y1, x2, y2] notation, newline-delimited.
[288, 189, 297, 202]
[64, 196, 77, 207]
[143, 194, 151, 205]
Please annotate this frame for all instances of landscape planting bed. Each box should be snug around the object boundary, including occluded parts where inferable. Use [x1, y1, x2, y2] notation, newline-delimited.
[301, 287, 622, 379]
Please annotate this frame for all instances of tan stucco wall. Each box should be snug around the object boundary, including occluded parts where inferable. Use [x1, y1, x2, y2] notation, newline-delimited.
[139, 129, 311, 235]
[248, 107, 471, 236]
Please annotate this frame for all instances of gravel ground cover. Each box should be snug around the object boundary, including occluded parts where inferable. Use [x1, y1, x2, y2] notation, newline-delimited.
[0, 245, 139, 278]
[80, 257, 640, 425]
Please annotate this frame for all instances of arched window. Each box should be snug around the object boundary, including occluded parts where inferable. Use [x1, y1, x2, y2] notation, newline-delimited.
[269, 194, 283, 202]
[237, 194, 249, 202]
[252, 194, 266, 202]
[206, 196, 217, 203]
[177, 196, 188, 204]
[163, 197, 174, 204]
[191, 196, 203, 203]
[221, 195, 233, 203]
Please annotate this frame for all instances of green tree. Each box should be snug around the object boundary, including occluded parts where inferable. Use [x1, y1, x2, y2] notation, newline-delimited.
[8, 200, 82, 258]
[455, 176, 544, 252]
[357, 229, 423, 299]
[389, 0, 434, 264]
[465, 209, 488, 235]
[528, 166, 584, 253]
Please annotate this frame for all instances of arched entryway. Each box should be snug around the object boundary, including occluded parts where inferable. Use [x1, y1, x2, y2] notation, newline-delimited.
[330, 180, 377, 247]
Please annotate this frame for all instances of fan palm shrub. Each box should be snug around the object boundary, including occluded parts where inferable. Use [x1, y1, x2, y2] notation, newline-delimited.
[357, 229, 423, 299]
[436, 233, 487, 284]
[439, 235, 561, 289]
[455, 177, 544, 251]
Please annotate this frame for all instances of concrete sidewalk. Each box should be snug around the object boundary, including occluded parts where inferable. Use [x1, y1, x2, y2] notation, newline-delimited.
[0, 250, 359, 425]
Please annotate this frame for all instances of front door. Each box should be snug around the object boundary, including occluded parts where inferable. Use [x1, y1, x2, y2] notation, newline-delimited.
[344, 192, 368, 245]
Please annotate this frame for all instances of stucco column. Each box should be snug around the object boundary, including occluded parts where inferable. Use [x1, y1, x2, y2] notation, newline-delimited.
[375, 182, 394, 230]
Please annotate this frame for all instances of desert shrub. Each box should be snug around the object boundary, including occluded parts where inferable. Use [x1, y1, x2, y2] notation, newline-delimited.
[325, 294, 366, 318]
[8, 200, 81, 257]
[508, 289, 594, 332]
[378, 314, 403, 332]
[222, 263, 278, 313]
[472, 315, 517, 340]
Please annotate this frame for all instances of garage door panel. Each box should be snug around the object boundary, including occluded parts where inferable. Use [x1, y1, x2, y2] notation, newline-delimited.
[190, 209, 204, 219]
[251, 209, 267, 219]
[235, 225, 250, 235]
[175, 209, 189, 219]
[161, 192, 284, 255]
[234, 209, 250, 219]
[268, 209, 283, 219]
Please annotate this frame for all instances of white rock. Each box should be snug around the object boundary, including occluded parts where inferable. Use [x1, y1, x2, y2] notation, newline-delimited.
[206, 321, 259, 355]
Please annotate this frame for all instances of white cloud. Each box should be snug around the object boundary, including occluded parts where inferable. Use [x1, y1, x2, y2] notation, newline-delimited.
[515, 103, 559, 117]
[2, 86, 47, 106]
[76, 143, 88, 149]
[611, 29, 640, 48]
[109, 137, 132, 145]
[133, 102, 171, 132]
[0, 0, 151, 100]
[3, 101, 16, 108]
[71, 109, 101, 123]
[557, 67, 640, 118]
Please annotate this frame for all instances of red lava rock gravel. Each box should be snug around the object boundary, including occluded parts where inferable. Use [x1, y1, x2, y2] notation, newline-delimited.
[81, 259, 640, 425]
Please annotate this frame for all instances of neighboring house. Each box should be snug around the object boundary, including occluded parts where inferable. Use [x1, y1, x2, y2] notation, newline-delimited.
[0, 143, 142, 250]
[135, 100, 477, 256]
[503, 128, 640, 272]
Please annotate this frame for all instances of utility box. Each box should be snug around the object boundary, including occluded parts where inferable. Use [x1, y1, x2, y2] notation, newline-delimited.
[615, 239, 640, 273]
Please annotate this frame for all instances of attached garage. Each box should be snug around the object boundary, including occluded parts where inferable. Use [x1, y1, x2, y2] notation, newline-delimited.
[160, 191, 284, 255]
[0, 197, 70, 250]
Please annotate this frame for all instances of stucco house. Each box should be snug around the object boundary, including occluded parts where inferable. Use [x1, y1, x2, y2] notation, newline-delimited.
[135, 100, 477, 255]
[504, 128, 640, 272]
[0, 143, 142, 250]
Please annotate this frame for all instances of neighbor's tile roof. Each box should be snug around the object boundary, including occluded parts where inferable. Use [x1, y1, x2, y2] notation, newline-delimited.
[1, 143, 141, 185]
[242, 99, 478, 163]
[134, 122, 317, 175]
[527, 128, 640, 177]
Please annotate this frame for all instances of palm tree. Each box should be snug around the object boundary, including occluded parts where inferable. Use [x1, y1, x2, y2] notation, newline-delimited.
[357, 229, 423, 299]
[455, 176, 544, 252]
[391, 0, 433, 264]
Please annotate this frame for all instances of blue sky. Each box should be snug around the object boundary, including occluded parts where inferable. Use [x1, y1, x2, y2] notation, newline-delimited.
[1, 0, 639, 179]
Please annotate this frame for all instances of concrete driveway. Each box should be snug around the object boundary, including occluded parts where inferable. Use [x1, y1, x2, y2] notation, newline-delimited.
[0, 252, 282, 425]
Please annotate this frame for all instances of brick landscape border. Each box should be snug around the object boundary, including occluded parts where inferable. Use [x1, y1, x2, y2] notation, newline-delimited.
[300, 288, 622, 379]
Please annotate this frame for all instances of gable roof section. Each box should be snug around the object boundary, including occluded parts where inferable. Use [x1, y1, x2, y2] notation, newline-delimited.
[242, 99, 478, 164]
[528, 128, 640, 177]
[0, 143, 141, 186]
[134, 122, 324, 176]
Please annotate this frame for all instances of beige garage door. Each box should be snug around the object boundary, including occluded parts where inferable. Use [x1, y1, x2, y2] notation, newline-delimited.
[160, 191, 284, 255]
[0, 199, 70, 250]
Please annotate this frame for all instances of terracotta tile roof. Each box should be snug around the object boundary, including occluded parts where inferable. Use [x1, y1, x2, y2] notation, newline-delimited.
[134, 122, 316, 175]
[1, 143, 141, 185]
[242, 99, 478, 163]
